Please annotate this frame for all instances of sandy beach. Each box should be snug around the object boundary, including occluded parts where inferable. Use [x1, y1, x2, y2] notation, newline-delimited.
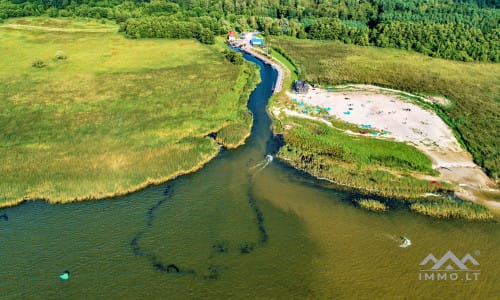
[279, 84, 499, 205]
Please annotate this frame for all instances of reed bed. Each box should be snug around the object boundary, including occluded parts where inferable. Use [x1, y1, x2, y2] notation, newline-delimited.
[0, 19, 257, 207]
[410, 200, 493, 221]
[277, 117, 450, 199]
[356, 199, 388, 212]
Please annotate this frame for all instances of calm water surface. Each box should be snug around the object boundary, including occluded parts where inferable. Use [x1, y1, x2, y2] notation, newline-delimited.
[1, 55, 499, 299]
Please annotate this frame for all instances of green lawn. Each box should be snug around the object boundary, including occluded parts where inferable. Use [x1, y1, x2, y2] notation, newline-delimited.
[270, 38, 500, 180]
[0, 18, 257, 207]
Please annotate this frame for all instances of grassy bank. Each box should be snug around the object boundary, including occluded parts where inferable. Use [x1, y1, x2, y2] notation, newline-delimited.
[276, 116, 451, 199]
[0, 18, 257, 207]
[269, 38, 500, 180]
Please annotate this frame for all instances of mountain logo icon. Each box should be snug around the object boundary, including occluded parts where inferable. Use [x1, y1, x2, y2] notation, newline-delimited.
[420, 250, 479, 271]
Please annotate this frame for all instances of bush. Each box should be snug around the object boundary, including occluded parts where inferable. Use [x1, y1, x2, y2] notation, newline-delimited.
[46, 8, 59, 18]
[223, 49, 243, 65]
[55, 50, 67, 60]
[32, 59, 46, 68]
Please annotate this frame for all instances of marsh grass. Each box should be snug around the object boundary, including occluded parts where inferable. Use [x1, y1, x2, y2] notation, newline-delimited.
[270, 38, 500, 180]
[356, 199, 388, 212]
[276, 117, 448, 199]
[0, 19, 257, 207]
[410, 200, 493, 221]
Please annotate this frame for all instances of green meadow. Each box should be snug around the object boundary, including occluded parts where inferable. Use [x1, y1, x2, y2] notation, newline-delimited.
[270, 38, 500, 180]
[0, 18, 257, 207]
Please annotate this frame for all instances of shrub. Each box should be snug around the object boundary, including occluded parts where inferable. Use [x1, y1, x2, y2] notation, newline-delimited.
[32, 59, 46, 68]
[223, 49, 243, 65]
[55, 50, 67, 60]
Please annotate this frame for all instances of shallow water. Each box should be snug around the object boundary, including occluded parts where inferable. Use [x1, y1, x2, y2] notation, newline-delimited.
[0, 55, 498, 299]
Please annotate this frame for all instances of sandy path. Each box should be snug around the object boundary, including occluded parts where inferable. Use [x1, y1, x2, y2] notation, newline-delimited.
[280, 85, 498, 205]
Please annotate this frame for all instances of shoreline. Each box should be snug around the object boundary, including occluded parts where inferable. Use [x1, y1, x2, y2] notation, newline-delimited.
[0, 148, 220, 209]
[261, 47, 498, 214]
[272, 83, 499, 210]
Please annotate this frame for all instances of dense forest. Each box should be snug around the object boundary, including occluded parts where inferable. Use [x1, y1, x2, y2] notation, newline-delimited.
[0, 0, 499, 61]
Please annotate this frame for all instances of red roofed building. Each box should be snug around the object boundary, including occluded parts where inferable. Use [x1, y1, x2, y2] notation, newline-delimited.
[227, 31, 236, 42]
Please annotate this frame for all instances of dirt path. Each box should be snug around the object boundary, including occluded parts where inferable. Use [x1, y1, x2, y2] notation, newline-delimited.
[236, 32, 285, 93]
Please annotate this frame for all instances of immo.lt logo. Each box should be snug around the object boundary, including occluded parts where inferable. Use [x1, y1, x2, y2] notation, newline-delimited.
[419, 250, 480, 281]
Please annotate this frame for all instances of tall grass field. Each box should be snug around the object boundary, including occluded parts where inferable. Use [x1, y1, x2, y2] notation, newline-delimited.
[0, 18, 257, 207]
[270, 38, 500, 181]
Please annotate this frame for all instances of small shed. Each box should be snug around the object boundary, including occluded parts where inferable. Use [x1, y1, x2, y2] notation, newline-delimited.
[294, 80, 310, 94]
[250, 38, 264, 46]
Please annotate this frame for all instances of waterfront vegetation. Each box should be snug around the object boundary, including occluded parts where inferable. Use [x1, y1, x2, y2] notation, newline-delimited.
[356, 199, 388, 212]
[0, 19, 257, 207]
[269, 42, 494, 220]
[275, 117, 492, 220]
[410, 200, 493, 221]
[270, 38, 500, 180]
[276, 116, 451, 199]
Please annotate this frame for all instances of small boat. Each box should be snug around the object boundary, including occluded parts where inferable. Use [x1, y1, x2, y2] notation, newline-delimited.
[266, 154, 273, 162]
[399, 236, 411, 248]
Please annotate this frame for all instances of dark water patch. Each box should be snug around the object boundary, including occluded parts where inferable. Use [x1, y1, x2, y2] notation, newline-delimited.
[130, 183, 193, 275]
[163, 184, 173, 197]
[212, 241, 229, 253]
[246, 179, 269, 244]
[240, 242, 255, 254]
[147, 184, 174, 226]
[130, 234, 147, 256]
[266, 133, 285, 155]
[206, 132, 217, 140]
[204, 265, 228, 280]
[0, 213, 8, 221]
[151, 258, 179, 273]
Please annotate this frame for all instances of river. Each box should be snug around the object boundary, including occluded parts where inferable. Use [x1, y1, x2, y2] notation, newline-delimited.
[0, 54, 498, 299]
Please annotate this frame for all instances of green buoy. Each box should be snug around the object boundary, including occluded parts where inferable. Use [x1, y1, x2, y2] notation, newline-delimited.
[59, 271, 70, 281]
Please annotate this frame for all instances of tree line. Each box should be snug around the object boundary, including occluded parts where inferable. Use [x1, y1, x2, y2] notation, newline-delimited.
[0, 0, 498, 61]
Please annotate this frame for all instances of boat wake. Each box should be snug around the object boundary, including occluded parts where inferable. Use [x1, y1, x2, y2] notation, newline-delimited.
[382, 234, 411, 248]
[249, 154, 273, 173]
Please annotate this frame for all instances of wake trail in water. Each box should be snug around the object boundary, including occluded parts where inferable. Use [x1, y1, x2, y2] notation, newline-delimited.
[381, 233, 412, 248]
[383, 234, 400, 242]
[249, 154, 273, 174]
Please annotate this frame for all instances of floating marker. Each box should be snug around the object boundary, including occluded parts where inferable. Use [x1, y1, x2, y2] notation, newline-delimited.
[59, 271, 70, 280]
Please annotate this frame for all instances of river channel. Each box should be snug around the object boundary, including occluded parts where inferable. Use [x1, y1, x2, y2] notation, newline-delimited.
[0, 54, 498, 299]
